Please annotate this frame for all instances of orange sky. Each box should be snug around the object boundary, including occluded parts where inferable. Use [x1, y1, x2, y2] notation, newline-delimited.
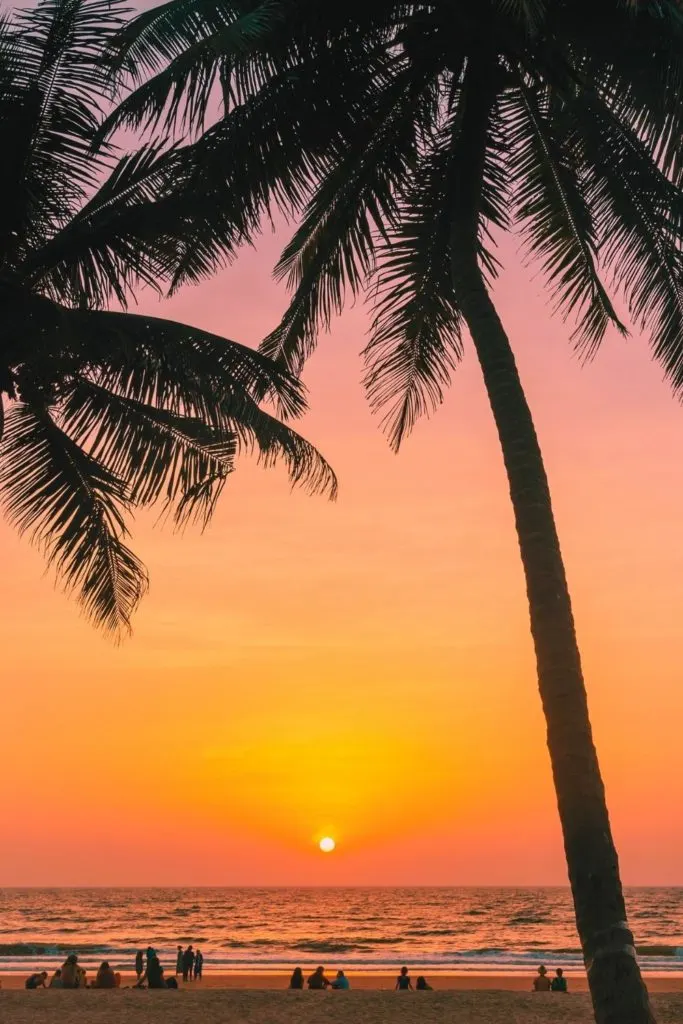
[1, 228, 682, 886]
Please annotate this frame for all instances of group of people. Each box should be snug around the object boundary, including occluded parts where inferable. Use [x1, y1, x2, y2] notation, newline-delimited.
[533, 965, 568, 992]
[26, 955, 121, 990]
[288, 965, 433, 991]
[173, 945, 204, 981]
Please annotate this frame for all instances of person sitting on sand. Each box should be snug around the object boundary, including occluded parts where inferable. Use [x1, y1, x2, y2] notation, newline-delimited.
[533, 965, 552, 992]
[94, 961, 117, 989]
[49, 969, 63, 989]
[77, 967, 88, 988]
[331, 970, 350, 990]
[395, 966, 412, 991]
[416, 976, 432, 990]
[137, 947, 166, 989]
[289, 967, 304, 989]
[114, 972, 122, 988]
[25, 971, 48, 989]
[551, 968, 568, 992]
[307, 965, 332, 989]
[60, 954, 80, 988]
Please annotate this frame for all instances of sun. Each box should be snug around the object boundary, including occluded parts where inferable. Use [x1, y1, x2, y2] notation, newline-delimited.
[319, 836, 336, 853]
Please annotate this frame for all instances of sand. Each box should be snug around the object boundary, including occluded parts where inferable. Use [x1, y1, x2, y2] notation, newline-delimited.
[1, 989, 683, 1024]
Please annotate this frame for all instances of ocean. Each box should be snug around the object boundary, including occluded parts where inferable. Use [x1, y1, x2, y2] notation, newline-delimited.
[1, 887, 681, 976]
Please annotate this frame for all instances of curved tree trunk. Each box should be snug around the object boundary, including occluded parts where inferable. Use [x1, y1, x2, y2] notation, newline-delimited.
[449, 54, 655, 1024]
[455, 258, 654, 1024]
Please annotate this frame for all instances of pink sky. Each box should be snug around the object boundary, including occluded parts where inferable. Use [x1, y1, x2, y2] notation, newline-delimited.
[1, 220, 682, 886]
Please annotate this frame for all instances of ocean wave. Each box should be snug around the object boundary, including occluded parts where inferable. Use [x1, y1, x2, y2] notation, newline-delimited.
[637, 946, 681, 957]
[292, 941, 369, 954]
[0, 943, 113, 957]
[405, 929, 456, 938]
[509, 915, 548, 925]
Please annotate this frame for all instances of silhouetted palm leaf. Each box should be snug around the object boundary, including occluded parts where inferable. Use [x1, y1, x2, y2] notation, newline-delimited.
[0, 0, 335, 636]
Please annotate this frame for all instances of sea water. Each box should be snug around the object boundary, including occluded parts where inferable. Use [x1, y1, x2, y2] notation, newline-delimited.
[0, 886, 681, 976]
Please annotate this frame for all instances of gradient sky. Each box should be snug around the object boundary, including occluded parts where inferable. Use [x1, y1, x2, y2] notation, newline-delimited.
[2, 219, 682, 886]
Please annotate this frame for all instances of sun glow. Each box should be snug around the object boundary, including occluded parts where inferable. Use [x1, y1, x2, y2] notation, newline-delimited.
[319, 836, 336, 853]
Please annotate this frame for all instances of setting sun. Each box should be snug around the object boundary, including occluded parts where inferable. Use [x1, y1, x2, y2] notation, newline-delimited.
[319, 837, 336, 853]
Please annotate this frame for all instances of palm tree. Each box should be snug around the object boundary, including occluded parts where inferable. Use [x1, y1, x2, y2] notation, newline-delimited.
[102, 2, 683, 1020]
[0, 0, 336, 637]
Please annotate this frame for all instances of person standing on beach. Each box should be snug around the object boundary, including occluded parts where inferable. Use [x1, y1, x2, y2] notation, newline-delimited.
[395, 966, 412, 990]
[194, 949, 204, 981]
[135, 950, 144, 981]
[176, 945, 183, 975]
[182, 945, 195, 982]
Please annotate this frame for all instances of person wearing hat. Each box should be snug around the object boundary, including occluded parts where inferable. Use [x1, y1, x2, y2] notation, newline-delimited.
[532, 965, 552, 992]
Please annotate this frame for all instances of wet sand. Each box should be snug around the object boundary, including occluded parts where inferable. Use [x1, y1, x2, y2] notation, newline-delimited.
[2, 971, 683, 991]
[1, 988, 683, 1024]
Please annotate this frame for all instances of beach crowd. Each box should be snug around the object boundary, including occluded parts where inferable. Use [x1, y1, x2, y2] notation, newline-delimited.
[18, 954, 569, 993]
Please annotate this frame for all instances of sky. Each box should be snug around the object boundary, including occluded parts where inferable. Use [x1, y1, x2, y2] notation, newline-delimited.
[2, 219, 683, 886]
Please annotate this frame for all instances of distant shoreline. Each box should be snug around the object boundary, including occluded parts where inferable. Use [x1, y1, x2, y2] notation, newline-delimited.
[2, 971, 683, 991]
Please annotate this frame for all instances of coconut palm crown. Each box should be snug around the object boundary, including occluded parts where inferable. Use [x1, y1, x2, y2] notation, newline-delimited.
[0, 0, 336, 637]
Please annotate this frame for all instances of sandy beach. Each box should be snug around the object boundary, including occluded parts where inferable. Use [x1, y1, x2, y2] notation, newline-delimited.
[1, 988, 683, 1024]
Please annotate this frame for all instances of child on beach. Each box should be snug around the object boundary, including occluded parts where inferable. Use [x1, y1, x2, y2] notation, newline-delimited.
[194, 949, 204, 980]
[332, 970, 350, 990]
[395, 966, 412, 990]
[289, 967, 304, 989]
[416, 976, 433, 990]
[551, 968, 568, 992]
[25, 971, 48, 989]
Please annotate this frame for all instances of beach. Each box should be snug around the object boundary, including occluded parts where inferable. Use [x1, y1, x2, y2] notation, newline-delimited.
[2, 988, 683, 1024]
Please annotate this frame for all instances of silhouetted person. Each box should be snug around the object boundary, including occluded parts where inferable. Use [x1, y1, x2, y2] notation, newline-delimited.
[551, 968, 568, 992]
[135, 950, 144, 980]
[25, 971, 48, 989]
[61, 954, 80, 989]
[307, 966, 331, 989]
[395, 966, 412, 991]
[416, 976, 432, 990]
[49, 969, 63, 989]
[176, 945, 183, 976]
[138, 947, 165, 989]
[331, 970, 350, 990]
[533, 965, 551, 992]
[194, 949, 204, 981]
[94, 961, 117, 989]
[289, 967, 304, 989]
[182, 945, 195, 982]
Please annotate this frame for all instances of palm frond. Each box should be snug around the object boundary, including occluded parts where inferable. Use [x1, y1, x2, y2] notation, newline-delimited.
[505, 80, 626, 357]
[363, 134, 464, 451]
[59, 376, 238, 529]
[100, 0, 285, 138]
[0, 0, 128, 268]
[561, 87, 683, 389]
[0, 400, 147, 635]
[261, 57, 434, 374]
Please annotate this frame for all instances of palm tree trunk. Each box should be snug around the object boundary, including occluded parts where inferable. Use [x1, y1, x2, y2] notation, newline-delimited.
[453, 255, 654, 1024]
